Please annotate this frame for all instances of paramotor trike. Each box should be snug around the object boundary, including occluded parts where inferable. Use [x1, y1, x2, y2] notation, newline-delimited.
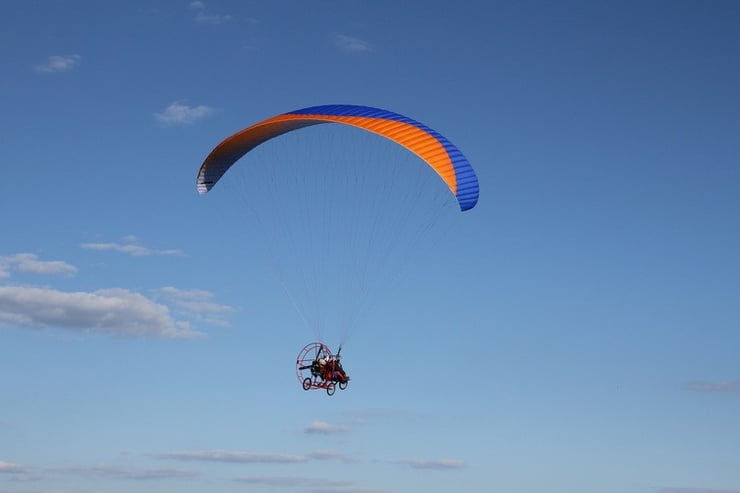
[296, 342, 349, 396]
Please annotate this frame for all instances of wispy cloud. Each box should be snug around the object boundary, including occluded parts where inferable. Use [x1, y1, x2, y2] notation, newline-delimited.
[153, 287, 234, 328]
[388, 459, 464, 470]
[303, 485, 391, 493]
[189, 1, 232, 24]
[0, 461, 26, 474]
[154, 102, 215, 125]
[236, 476, 324, 487]
[52, 465, 196, 480]
[195, 10, 232, 24]
[158, 450, 307, 464]
[684, 380, 740, 393]
[35, 54, 81, 73]
[157, 449, 353, 466]
[0, 285, 202, 338]
[154, 287, 234, 314]
[0, 460, 34, 482]
[235, 476, 390, 493]
[334, 34, 374, 54]
[0, 253, 77, 278]
[305, 421, 351, 435]
[306, 450, 354, 463]
[81, 236, 184, 257]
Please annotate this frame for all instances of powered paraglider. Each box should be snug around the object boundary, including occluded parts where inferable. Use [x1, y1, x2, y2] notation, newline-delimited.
[196, 104, 479, 394]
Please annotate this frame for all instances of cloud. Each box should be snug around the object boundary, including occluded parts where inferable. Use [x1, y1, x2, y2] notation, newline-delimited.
[158, 450, 307, 464]
[684, 380, 740, 393]
[189, 1, 232, 24]
[81, 236, 184, 257]
[305, 421, 351, 435]
[157, 449, 352, 466]
[154, 287, 234, 314]
[0, 285, 202, 338]
[0, 461, 26, 474]
[52, 465, 196, 480]
[334, 34, 373, 54]
[154, 102, 214, 125]
[303, 485, 391, 493]
[0, 253, 77, 278]
[306, 450, 353, 463]
[235, 477, 389, 493]
[195, 11, 232, 24]
[35, 54, 81, 73]
[152, 287, 234, 328]
[388, 459, 464, 470]
[0, 460, 35, 482]
[236, 476, 323, 487]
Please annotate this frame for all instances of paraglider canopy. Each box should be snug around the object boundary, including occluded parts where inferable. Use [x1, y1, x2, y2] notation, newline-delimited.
[196, 104, 479, 211]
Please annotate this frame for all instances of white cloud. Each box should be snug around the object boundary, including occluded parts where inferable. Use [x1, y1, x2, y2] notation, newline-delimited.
[305, 421, 351, 435]
[389, 458, 464, 470]
[0, 285, 202, 338]
[53, 465, 196, 480]
[35, 54, 81, 73]
[152, 287, 234, 328]
[158, 450, 307, 464]
[154, 101, 215, 125]
[0, 253, 77, 277]
[684, 380, 740, 393]
[155, 287, 235, 314]
[334, 34, 373, 54]
[306, 450, 354, 463]
[235, 476, 325, 488]
[236, 476, 321, 486]
[195, 11, 232, 24]
[235, 476, 389, 493]
[189, 1, 232, 24]
[158, 449, 357, 468]
[303, 485, 391, 493]
[0, 461, 25, 474]
[81, 237, 184, 257]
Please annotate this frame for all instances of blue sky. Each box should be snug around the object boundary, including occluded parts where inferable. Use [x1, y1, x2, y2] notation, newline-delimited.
[2, 1, 740, 492]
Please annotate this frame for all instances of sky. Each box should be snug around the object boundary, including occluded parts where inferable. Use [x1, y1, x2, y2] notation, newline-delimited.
[1, 1, 740, 492]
